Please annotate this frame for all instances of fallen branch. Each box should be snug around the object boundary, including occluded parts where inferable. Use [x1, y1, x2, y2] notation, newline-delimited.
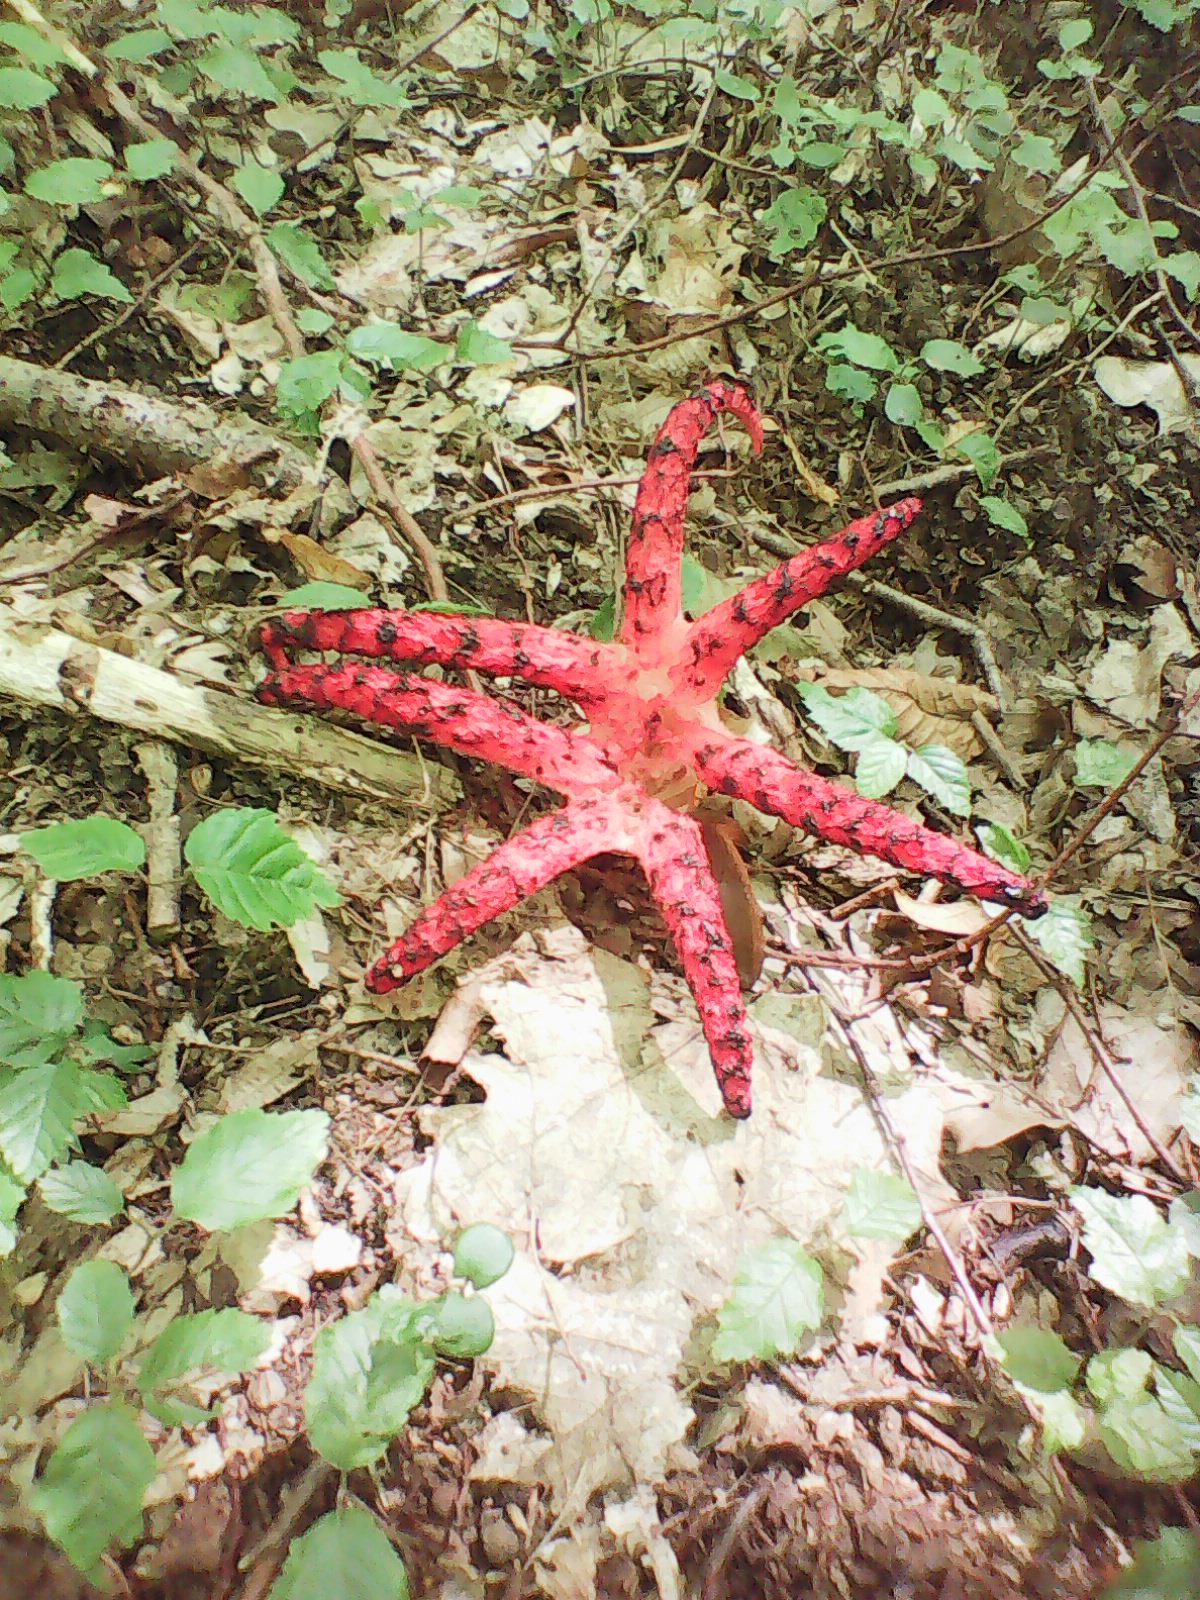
[0, 614, 459, 810]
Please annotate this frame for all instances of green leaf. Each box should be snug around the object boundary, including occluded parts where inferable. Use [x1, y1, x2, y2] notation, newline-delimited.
[30, 1403, 154, 1580]
[138, 1307, 270, 1389]
[278, 352, 342, 420]
[1071, 1186, 1192, 1307]
[197, 42, 280, 100]
[345, 322, 447, 371]
[853, 734, 908, 799]
[842, 1169, 921, 1241]
[305, 1287, 436, 1469]
[21, 817, 145, 880]
[793, 682, 896, 750]
[1099, 1394, 1197, 1481]
[1164, 250, 1200, 298]
[0, 1061, 84, 1181]
[907, 743, 971, 817]
[589, 592, 616, 641]
[0, 971, 83, 1065]
[712, 1238, 824, 1363]
[1027, 900, 1094, 984]
[1058, 16, 1094, 49]
[1099, 1528, 1200, 1598]
[268, 1506, 410, 1600]
[76, 1020, 151, 1070]
[0, 20, 68, 65]
[953, 428, 1000, 487]
[184, 807, 340, 931]
[884, 382, 923, 425]
[977, 821, 1031, 875]
[125, 138, 178, 180]
[275, 582, 372, 609]
[57, 1259, 135, 1364]
[0, 64, 54, 108]
[996, 1327, 1081, 1393]
[795, 140, 848, 168]
[39, 1161, 124, 1223]
[978, 495, 1029, 540]
[24, 157, 114, 204]
[1087, 1348, 1154, 1404]
[455, 320, 514, 365]
[760, 184, 827, 258]
[816, 322, 899, 372]
[1170, 1194, 1200, 1256]
[715, 67, 759, 101]
[453, 1223, 515, 1288]
[1034, 1387, 1088, 1454]
[920, 337, 985, 377]
[0, 266, 36, 309]
[825, 363, 878, 404]
[317, 47, 406, 107]
[172, 1107, 330, 1230]
[104, 27, 174, 61]
[431, 1291, 495, 1358]
[1074, 738, 1138, 790]
[232, 159, 284, 217]
[267, 222, 335, 290]
[1012, 133, 1061, 175]
[1153, 1365, 1200, 1452]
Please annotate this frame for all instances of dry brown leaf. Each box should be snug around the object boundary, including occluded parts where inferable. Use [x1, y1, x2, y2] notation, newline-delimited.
[273, 531, 374, 589]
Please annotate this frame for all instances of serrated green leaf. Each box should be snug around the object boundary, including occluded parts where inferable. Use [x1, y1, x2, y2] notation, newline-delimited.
[825, 362, 878, 404]
[907, 743, 971, 817]
[977, 821, 1031, 875]
[793, 682, 896, 750]
[0, 971, 83, 1065]
[172, 1107, 329, 1230]
[1012, 133, 1061, 175]
[21, 817, 145, 879]
[317, 47, 406, 107]
[39, 1161, 123, 1223]
[30, 1403, 154, 1580]
[853, 734, 908, 799]
[275, 582, 372, 609]
[1071, 1186, 1192, 1307]
[979, 495, 1029, 540]
[0, 1061, 84, 1181]
[138, 1307, 270, 1389]
[712, 1238, 824, 1363]
[1027, 900, 1094, 984]
[1099, 1394, 1197, 1481]
[269, 1506, 410, 1600]
[125, 138, 177, 180]
[184, 807, 340, 931]
[0, 65, 55, 108]
[345, 322, 446, 371]
[232, 158, 284, 216]
[842, 1168, 921, 1241]
[1087, 1347, 1154, 1404]
[24, 157, 114, 204]
[58, 1259, 135, 1364]
[305, 1287, 435, 1468]
[453, 1223, 514, 1288]
[267, 221, 335, 289]
[1074, 738, 1138, 790]
[274, 349, 337, 417]
[996, 1326, 1081, 1393]
[197, 42, 280, 100]
[920, 337, 985, 376]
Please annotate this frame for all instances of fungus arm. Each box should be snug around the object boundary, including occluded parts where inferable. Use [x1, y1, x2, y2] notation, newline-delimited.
[689, 731, 1046, 912]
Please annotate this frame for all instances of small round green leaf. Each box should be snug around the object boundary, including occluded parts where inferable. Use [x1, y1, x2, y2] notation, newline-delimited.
[0, 65, 55, 108]
[233, 158, 285, 217]
[125, 138, 178, 180]
[1074, 738, 1138, 791]
[920, 337, 985, 377]
[453, 1223, 515, 1288]
[24, 157, 114, 204]
[432, 1291, 495, 1358]
[884, 382, 924, 425]
[842, 1168, 922, 1241]
[269, 1506, 410, 1600]
[996, 1326, 1081, 1393]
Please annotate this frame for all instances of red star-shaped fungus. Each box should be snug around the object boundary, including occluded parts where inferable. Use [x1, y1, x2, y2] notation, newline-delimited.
[259, 380, 1045, 1117]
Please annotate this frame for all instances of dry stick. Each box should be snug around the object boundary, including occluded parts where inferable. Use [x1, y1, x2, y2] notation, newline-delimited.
[1011, 923, 1189, 1185]
[526, 61, 1200, 364]
[135, 740, 182, 943]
